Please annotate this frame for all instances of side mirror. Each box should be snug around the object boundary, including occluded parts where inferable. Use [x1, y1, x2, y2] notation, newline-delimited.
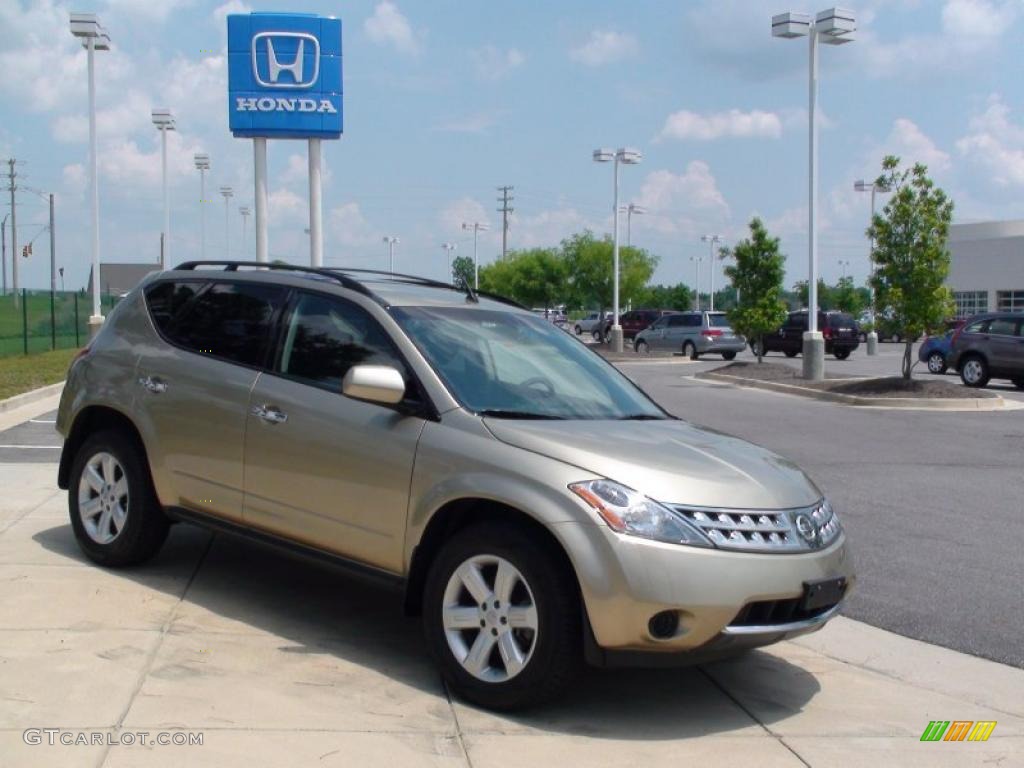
[342, 365, 406, 405]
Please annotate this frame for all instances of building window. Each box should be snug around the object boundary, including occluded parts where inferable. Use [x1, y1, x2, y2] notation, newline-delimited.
[997, 290, 1024, 313]
[953, 291, 988, 318]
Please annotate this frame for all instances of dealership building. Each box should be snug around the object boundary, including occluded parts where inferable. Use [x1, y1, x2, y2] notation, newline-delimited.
[948, 220, 1024, 318]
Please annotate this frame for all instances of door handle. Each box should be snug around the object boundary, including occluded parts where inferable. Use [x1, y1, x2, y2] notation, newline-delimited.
[138, 376, 167, 394]
[251, 404, 288, 425]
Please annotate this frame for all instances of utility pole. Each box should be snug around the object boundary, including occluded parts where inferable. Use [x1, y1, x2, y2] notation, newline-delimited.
[1, 213, 7, 296]
[6, 159, 18, 305]
[496, 186, 514, 260]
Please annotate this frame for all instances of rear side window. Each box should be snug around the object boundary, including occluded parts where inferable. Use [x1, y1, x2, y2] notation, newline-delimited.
[684, 314, 701, 327]
[149, 281, 283, 367]
[964, 320, 988, 334]
[145, 281, 203, 335]
[708, 314, 730, 328]
[988, 318, 1018, 336]
[828, 314, 855, 328]
[667, 315, 686, 327]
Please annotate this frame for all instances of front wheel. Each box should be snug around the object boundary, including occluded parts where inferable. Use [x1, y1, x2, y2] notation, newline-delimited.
[573, 325, 582, 336]
[784, 350, 798, 358]
[683, 341, 699, 360]
[634, 339, 650, 355]
[422, 524, 581, 711]
[960, 356, 990, 388]
[68, 430, 168, 567]
[592, 329, 602, 342]
[927, 352, 947, 375]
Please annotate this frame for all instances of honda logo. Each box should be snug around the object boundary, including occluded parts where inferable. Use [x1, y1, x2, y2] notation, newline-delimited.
[251, 32, 320, 89]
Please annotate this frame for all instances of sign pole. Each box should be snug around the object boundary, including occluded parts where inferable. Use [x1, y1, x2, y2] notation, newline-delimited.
[308, 138, 323, 267]
[254, 138, 268, 263]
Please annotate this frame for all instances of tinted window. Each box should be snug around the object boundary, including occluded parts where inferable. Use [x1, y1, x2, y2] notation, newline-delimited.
[154, 281, 282, 367]
[988, 318, 1018, 336]
[279, 292, 404, 392]
[683, 314, 701, 327]
[145, 281, 203, 336]
[964, 320, 989, 334]
[649, 317, 669, 329]
[707, 313, 730, 328]
[667, 315, 686, 327]
[787, 314, 808, 330]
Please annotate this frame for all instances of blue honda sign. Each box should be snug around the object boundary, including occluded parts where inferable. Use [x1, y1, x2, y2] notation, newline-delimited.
[227, 12, 343, 139]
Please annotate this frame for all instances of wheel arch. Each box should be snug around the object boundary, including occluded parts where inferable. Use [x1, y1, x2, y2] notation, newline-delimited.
[404, 497, 579, 617]
[58, 405, 149, 491]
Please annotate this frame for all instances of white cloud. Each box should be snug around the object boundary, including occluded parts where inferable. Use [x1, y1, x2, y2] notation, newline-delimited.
[104, 0, 197, 23]
[658, 109, 783, 142]
[213, 0, 252, 29]
[436, 112, 499, 134]
[469, 46, 525, 80]
[569, 30, 638, 67]
[512, 208, 595, 250]
[956, 95, 1024, 186]
[364, 2, 419, 55]
[883, 118, 951, 172]
[328, 202, 379, 248]
[268, 188, 306, 226]
[627, 163, 731, 238]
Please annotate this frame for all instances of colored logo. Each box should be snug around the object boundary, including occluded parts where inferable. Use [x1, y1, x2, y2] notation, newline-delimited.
[227, 13, 343, 139]
[920, 721, 996, 742]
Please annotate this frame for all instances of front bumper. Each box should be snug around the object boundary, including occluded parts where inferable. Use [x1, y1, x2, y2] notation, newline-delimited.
[553, 520, 855, 659]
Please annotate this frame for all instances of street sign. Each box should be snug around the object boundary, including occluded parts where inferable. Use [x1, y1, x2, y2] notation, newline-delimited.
[227, 12, 343, 139]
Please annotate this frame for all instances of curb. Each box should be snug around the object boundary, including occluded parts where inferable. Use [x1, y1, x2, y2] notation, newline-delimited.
[0, 382, 64, 415]
[698, 371, 1006, 411]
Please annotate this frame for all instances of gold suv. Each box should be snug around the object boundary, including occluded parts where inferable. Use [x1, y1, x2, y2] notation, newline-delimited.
[57, 262, 854, 710]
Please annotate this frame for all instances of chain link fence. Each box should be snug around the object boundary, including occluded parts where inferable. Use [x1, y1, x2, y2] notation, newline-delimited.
[0, 290, 120, 357]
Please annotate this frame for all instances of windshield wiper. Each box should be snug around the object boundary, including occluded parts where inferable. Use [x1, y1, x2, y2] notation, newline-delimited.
[617, 413, 665, 420]
[478, 409, 565, 420]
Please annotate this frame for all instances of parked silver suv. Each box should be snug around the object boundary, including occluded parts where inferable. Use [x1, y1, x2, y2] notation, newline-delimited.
[634, 311, 746, 359]
[57, 262, 853, 710]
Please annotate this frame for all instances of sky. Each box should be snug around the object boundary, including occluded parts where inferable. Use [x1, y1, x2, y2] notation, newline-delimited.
[2, 0, 1024, 295]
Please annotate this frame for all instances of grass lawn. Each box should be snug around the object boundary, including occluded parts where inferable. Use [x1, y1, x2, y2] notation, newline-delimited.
[0, 348, 77, 402]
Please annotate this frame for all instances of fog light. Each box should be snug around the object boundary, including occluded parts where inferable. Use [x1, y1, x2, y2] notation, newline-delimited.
[648, 610, 679, 639]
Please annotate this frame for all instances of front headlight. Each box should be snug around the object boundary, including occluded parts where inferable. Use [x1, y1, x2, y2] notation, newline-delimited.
[569, 479, 711, 547]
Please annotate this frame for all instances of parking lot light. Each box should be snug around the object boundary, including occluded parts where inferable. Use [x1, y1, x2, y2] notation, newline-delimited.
[194, 154, 210, 260]
[461, 223, 489, 289]
[701, 235, 722, 311]
[593, 147, 643, 353]
[854, 179, 890, 355]
[442, 242, 457, 282]
[219, 186, 233, 258]
[619, 203, 646, 248]
[690, 255, 703, 311]
[151, 109, 175, 268]
[383, 236, 399, 276]
[772, 7, 856, 380]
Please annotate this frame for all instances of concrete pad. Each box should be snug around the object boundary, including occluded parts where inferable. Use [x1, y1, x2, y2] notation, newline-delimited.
[104, 730, 467, 768]
[452, 666, 766, 739]
[0, 730, 107, 768]
[783, 736, 1024, 767]
[793, 616, 1024, 718]
[463, 732, 802, 768]
[122, 630, 454, 734]
[0, 629, 159, 726]
[0, 391, 62, 432]
[0, 464, 61, 527]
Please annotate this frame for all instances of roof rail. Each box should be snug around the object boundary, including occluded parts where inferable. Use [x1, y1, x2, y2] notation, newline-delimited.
[172, 260, 379, 301]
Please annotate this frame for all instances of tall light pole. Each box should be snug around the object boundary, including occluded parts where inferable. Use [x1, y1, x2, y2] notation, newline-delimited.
[442, 242, 457, 282]
[689, 255, 703, 311]
[219, 186, 233, 258]
[619, 203, 646, 248]
[382, 236, 399, 275]
[773, 7, 855, 380]
[151, 109, 175, 268]
[194, 153, 210, 261]
[593, 147, 642, 353]
[69, 12, 110, 337]
[855, 178, 889, 355]
[461, 222, 489, 289]
[701, 234, 722, 311]
[239, 206, 250, 257]
[838, 259, 850, 280]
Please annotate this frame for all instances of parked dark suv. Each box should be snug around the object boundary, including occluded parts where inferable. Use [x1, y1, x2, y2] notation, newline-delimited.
[753, 311, 860, 360]
[601, 309, 677, 342]
[948, 313, 1024, 389]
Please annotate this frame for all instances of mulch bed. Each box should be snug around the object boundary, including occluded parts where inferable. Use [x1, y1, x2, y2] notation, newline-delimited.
[710, 362, 997, 400]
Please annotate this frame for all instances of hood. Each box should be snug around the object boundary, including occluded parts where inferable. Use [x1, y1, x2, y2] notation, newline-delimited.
[483, 418, 820, 510]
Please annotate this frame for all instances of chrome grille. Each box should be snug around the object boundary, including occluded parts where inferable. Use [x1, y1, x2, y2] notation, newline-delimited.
[672, 500, 840, 553]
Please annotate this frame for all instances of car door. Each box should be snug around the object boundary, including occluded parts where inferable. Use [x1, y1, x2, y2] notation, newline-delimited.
[136, 279, 285, 522]
[781, 313, 806, 353]
[644, 316, 670, 348]
[985, 317, 1021, 376]
[242, 290, 428, 572]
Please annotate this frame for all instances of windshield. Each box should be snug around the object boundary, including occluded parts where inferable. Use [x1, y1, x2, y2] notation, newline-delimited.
[392, 306, 666, 420]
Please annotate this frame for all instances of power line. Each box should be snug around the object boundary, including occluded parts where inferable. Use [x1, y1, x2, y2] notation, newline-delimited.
[496, 185, 514, 260]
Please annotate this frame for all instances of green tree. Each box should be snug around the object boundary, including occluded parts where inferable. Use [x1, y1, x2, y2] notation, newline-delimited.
[724, 218, 789, 363]
[562, 231, 657, 314]
[478, 248, 567, 309]
[633, 282, 693, 311]
[831, 276, 867, 315]
[867, 156, 955, 379]
[451, 254, 475, 288]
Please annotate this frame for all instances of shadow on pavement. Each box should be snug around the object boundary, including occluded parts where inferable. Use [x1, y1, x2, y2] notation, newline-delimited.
[33, 520, 821, 739]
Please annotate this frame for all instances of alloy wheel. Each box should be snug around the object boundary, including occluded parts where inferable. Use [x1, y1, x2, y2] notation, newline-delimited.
[77, 451, 129, 545]
[927, 352, 945, 374]
[962, 359, 984, 385]
[442, 555, 538, 683]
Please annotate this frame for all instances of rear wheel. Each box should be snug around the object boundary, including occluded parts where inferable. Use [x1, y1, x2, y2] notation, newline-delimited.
[68, 430, 168, 567]
[927, 351, 947, 375]
[834, 349, 851, 360]
[634, 339, 650, 355]
[891, 333, 902, 344]
[722, 351, 736, 361]
[574, 325, 582, 336]
[960, 356, 990, 388]
[683, 341, 699, 360]
[784, 350, 798, 358]
[422, 523, 581, 711]
[592, 329, 602, 342]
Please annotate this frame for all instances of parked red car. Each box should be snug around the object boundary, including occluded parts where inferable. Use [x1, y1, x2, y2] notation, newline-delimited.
[601, 309, 679, 342]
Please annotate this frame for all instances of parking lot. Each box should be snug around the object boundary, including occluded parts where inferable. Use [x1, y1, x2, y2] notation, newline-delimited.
[2, 346, 1023, 766]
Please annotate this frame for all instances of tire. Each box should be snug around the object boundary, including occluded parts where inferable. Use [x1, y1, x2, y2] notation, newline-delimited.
[634, 340, 649, 355]
[927, 351, 947, 375]
[892, 333, 902, 345]
[683, 341, 699, 361]
[722, 351, 736, 361]
[784, 350, 798, 358]
[592, 329, 602, 342]
[834, 349, 851, 360]
[574, 325, 582, 336]
[959, 355, 990, 388]
[68, 430, 169, 567]
[422, 523, 581, 711]
[750, 340, 762, 357]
